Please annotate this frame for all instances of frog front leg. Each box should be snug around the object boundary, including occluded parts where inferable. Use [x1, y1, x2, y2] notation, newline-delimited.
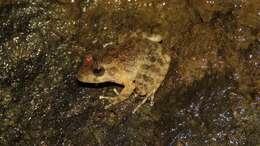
[104, 80, 136, 109]
[132, 89, 156, 113]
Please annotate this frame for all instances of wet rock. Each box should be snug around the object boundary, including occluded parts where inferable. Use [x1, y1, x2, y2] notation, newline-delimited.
[0, 0, 259, 146]
[234, 0, 260, 30]
[189, 0, 233, 22]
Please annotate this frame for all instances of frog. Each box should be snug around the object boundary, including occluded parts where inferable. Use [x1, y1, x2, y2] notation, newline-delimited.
[77, 33, 171, 112]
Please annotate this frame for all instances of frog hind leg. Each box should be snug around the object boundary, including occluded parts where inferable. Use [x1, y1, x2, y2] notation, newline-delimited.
[104, 81, 135, 109]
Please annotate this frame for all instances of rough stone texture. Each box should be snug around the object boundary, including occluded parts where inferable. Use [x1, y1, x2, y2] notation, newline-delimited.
[0, 0, 259, 145]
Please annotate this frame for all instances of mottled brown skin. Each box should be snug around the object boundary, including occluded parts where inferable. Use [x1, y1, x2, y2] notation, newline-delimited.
[77, 33, 171, 110]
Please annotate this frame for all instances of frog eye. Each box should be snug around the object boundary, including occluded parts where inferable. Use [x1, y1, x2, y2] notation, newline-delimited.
[84, 55, 93, 65]
[93, 66, 105, 76]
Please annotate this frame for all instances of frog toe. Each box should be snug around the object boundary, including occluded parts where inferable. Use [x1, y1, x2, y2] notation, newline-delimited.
[104, 100, 119, 109]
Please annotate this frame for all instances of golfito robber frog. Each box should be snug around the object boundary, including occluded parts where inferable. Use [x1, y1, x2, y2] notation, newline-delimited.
[77, 33, 171, 113]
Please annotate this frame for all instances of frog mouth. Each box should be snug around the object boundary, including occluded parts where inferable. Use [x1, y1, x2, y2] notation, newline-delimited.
[77, 78, 124, 89]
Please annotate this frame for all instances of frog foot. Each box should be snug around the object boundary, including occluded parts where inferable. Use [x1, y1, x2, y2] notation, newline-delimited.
[100, 95, 125, 109]
[132, 89, 156, 113]
[105, 98, 118, 109]
[99, 96, 115, 108]
[104, 102, 116, 109]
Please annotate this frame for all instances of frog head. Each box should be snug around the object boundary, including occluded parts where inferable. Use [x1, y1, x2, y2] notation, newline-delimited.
[77, 54, 119, 84]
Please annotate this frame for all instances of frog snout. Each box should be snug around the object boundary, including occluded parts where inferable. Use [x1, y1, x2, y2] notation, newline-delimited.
[76, 72, 85, 83]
